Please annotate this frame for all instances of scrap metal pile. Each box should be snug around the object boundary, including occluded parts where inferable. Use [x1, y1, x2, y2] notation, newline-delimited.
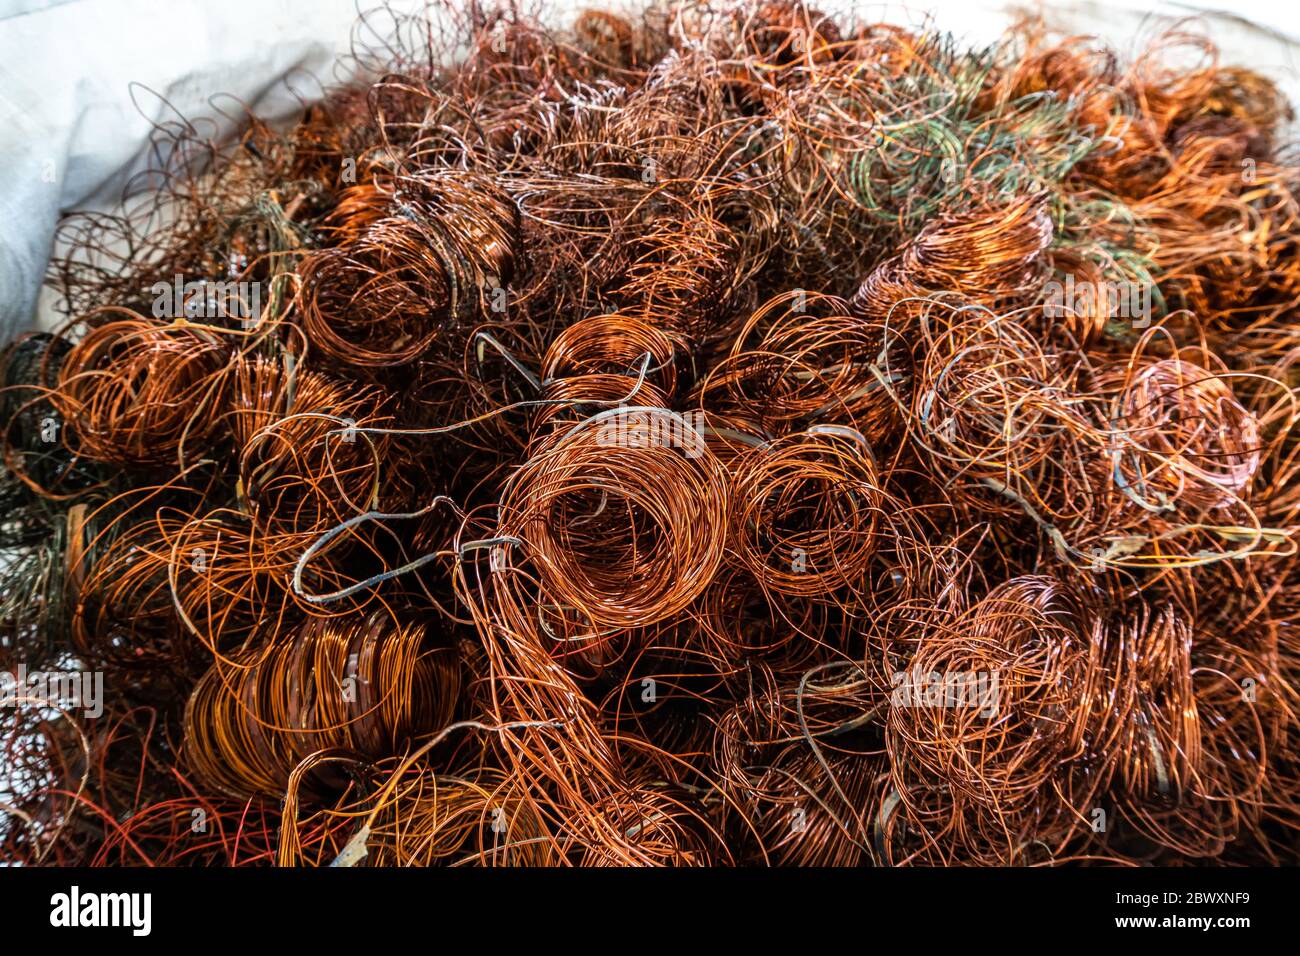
[3, 1, 1300, 865]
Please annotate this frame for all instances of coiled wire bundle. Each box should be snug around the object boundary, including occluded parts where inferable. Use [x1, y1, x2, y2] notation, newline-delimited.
[4, 0, 1300, 869]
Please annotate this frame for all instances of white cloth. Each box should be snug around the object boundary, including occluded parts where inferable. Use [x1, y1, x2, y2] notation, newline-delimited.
[0, 0, 400, 337]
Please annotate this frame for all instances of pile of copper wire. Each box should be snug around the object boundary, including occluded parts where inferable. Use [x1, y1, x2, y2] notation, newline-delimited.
[5, 0, 1300, 866]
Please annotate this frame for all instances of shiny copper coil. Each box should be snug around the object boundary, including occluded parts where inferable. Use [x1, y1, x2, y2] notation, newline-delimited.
[495, 411, 730, 632]
[540, 313, 681, 398]
[885, 575, 1103, 862]
[235, 366, 403, 532]
[526, 374, 673, 452]
[296, 169, 519, 368]
[1096, 354, 1261, 515]
[52, 317, 232, 467]
[728, 427, 884, 598]
[183, 612, 458, 801]
[698, 290, 907, 444]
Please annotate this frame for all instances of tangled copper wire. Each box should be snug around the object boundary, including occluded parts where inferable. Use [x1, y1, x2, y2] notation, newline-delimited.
[5, 0, 1300, 868]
